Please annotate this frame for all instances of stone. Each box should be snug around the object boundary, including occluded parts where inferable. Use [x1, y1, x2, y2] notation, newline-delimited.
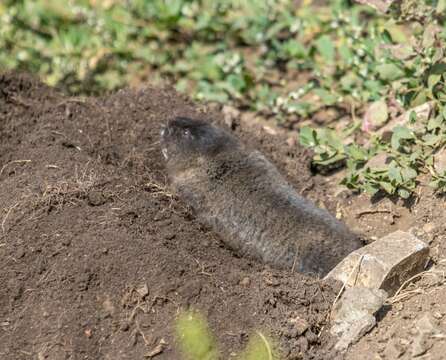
[410, 313, 441, 357]
[296, 336, 309, 352]
[136, 284, 149, 298]
[305, 330, 319, 344]
[325, 231, 429, 296]
[362, 100, 389, 132]
[87, 190, 106, 206]
[422, 222, 436, 234]
[416, 313, 439, 335]
[383, 339, 406, 359]
[222, 105, 240, 129]
[365, 152, 389, 170]
[432, 311, 443, 320]
[433, 147, 446, 174]
[290, 317, 309, 336]
[331, 287, 388, 351]
[377, 102, 433, 139]
[102, 297, 115, 317]
[240, 277, 251, 286]
[411, 335, 430, 357]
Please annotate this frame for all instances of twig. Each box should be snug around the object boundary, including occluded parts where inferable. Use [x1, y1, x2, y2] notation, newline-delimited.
[135, 320, 151, 346]
[2, 202, 20, 233]
[355, 208, 396, 219]
[291, 251, 299, 273]
[332, 255, 365, 308]
[389, 268, 446, 304]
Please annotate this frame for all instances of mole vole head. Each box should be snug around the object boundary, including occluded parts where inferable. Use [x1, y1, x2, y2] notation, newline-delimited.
[160, 117, 238, 164]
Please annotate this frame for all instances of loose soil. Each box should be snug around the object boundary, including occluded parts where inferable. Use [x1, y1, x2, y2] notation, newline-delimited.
[1, 73, 446, 360]
[0, 73, 339, 360]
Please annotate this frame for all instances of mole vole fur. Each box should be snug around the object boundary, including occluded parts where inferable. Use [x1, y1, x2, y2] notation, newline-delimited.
[160, 117, 361, 277]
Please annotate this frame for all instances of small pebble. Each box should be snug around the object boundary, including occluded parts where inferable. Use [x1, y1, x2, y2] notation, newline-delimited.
[290, 317, 309, 336]
[432, 311, 443, 319]
[422, 222, 436, 233]
[136, 284, 149, 298]
[305, 330, 318, 344]
[296, 336, 309, 352]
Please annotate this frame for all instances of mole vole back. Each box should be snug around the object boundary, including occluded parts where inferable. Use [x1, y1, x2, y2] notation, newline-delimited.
[161, 117, 362, 277]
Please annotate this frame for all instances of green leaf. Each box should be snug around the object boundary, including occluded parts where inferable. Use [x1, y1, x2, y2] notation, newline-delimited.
[437, 0, 446, 13]
[391, 126, 414, 150]
[384, 22, 408, 43]
[175, 311, 218, 360]
[237, 332, 279, 360]
[313, 88, 337, 105]
[376, 63, 405, 82]
[401, 167, 417, 181]
[442, 106, 446, 121]
[428, 73, 442, 91]
[423, 133, 441, 146]
[315, 35, 335, 62]
[410, 91, 427, 107]
[282, 40, 307, 59]
[422, 24, 438, 48]
[299, 126, 317, 147]
[380, 181, 395, 194]
[397, 188, 411, 198]
[347, 144, 368, 161]
[314, 153, 346, 166]
[363, 182, 380, 196]
[429, 63, 446, 75]
[338, 44, 353, 64]
[388, 163, 402, 183]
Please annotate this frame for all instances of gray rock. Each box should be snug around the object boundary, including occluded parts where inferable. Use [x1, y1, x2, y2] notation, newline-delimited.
[377, 102, 433, 137]
[383, 339, 406, 359]
[411, 335, 430, 357]
[331, 287, 388, 351]
[325, 231, 429, 296]
[411, 313, 442, 357]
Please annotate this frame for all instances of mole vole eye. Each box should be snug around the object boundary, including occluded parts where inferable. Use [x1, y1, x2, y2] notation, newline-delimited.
[183, 129, 191, 137]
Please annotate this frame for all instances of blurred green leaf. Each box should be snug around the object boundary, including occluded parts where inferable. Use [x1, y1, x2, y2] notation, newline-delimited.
[315, 35, 335, 62]
[376, 63, 405, 81]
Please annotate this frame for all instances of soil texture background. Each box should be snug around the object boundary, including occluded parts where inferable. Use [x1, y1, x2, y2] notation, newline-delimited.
[1, 73, 446, 360]
[0, 73, 340, 360]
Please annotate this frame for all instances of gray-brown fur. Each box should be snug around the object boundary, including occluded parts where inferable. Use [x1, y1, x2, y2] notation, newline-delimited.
[161, 117, 362, 277]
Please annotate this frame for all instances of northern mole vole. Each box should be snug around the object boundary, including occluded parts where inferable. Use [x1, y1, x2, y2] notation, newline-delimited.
[161, 117, 361, 276]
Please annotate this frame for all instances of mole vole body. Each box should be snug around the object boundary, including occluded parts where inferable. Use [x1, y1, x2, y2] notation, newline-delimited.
[161, 117, 361, 277]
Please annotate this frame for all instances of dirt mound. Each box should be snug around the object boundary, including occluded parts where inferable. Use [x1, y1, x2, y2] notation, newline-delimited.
[0, 73, 340, 360]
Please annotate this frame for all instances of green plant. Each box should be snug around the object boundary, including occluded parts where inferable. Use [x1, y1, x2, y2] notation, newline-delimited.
[175, 310, 218, 360]
[3, 0, 446, 197]
[299, 0, 446, 198]
[175, 310, 280, 360]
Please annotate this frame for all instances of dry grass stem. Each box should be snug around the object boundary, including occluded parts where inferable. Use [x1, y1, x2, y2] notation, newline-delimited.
[388, 267, 446, 304]
[331, 254, 364, 309]
[1, 202, 21, 233]
[0, 160, 31, 177]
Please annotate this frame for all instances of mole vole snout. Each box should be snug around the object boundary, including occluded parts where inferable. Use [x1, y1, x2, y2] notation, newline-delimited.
[161, 116, 362, 277]
[161, 117, 238, 163]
